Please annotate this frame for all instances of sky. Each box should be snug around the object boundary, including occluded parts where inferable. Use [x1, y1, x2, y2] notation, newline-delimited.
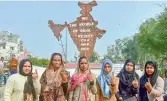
[0, 1, 167, 61]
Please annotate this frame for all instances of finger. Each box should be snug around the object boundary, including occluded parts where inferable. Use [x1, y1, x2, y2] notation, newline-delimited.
[88, 74, 92, 78]
[110, 78, 113, 82]
[110, 76, 113, 80]
[61, 70, 65, 73]
[145, 82, 148, 85]
[132, 80, 135, 83]
[88, 73, 92, 77]
[32, 73, 34, 76]
[148, 78, 150, 83]
[134, 76, 137, 80]
[133, 81, 136, 84]
[135, 80, 138, 83]
[32, 73, 36, 78]
[113, 75, 116, 78]
[61, 71, 66, 77]
[112, 72, 114, 76]
[35, 69, 38, 74]
[146, 82, 150, 87]
[60, 71, 64, 75]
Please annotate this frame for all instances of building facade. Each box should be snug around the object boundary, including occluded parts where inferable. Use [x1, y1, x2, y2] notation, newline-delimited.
[0, 31, 24, 60]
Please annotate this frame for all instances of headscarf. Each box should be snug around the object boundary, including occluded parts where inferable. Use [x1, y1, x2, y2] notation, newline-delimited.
[40, 53, 69, 101]
[118, 59, 139, 91]
[139, 61, 158, 101]
[19, 59, 36, 101]
[40, 52, 65, 91]
[97, 59, 113, 98]
[119, 59, 138, 85]
[70, 56, 91, 101]
[74, 56, 91, 74]
[48, 53, 64, 69]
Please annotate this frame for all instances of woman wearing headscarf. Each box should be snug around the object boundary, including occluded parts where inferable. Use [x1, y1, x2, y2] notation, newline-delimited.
[116, 59, 139, 101]
[139, 61, 164, 101]
[96, 59, 119, 101]
[39, 53, 69, 101]
[68, 56, 97, 101]
[4, 59, 40, 101]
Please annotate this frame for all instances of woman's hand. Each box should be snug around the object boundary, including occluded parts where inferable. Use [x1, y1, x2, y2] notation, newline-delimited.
[118, 97, 123, 101]
[145, 82, 152, 93]
[32, 69, 38, 79]
[60, 71, 68, 83]
[132, 80, 139, 88]
[87, 73, 94, 82]
[110, 76, 116, 86]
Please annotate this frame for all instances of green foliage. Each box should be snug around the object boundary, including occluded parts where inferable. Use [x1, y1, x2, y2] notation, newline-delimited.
[90, 50, 100, 63]
[105, 7, 167, 69]
[104, 37, 139, 63]
[136, 8, 167, 58]
[28, 57, 49, 67]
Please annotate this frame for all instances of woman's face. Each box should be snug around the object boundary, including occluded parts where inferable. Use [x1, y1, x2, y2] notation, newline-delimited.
[125, 62, 134, 72]
[52, 55, 62, 68]
[22, 61, 32, 74]
[79, 58, 88, 72]
[146, 64, 155, 76]
[104, 63, 111, 74]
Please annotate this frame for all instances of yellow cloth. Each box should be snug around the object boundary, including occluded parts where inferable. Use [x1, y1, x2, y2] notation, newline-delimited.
[8, 59, 18, 70]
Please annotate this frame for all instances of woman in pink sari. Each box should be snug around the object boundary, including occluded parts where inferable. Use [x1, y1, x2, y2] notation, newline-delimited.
[68, 56, 97, 101]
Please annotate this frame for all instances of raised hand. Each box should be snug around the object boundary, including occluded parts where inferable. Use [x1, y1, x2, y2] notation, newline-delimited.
[132, 80, 139, 88]
[87, 73, 94, 82]
[110, 74, 116, 86]
[60, 70, 68, 83]
[145, 78, 152, 92]
[32, 69, 38, 79]
[118, 97, 123, 101]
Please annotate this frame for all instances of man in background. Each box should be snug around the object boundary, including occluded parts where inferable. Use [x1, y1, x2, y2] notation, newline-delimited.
[0, 57, 5, 69]
[8, 54, 18, 75]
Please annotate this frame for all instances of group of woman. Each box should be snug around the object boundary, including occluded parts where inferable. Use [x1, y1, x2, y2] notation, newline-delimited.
[3, 52, 164, 101]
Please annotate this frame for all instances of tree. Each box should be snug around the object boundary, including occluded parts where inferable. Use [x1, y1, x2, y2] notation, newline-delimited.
[136, 8, 167, 59]
[135, 8, 167, 69]
[90, 50, 100, 63]
[121, 37, 138, 63]
[104, 45, 116, 62]
[104, 39, 124, 63]
[105, 7, 167, 70]
[28, 57, 49, 67]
